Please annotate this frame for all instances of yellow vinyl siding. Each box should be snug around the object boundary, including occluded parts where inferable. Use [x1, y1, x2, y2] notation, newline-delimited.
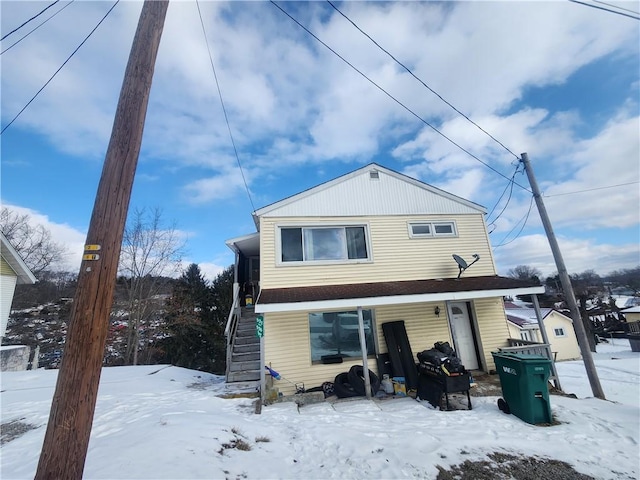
[473, 297, 510, 371]
[260, 213, 495, 289]
[1, 256, 17, 276]
[374, 303, 451, 356]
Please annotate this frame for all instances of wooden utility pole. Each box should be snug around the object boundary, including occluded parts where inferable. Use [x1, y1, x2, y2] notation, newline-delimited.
[35, 2, 169, 478]
[520, 152, 605, 399]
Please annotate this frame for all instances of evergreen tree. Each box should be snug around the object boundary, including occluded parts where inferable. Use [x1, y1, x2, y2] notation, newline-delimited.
[159, 264, 231, 373]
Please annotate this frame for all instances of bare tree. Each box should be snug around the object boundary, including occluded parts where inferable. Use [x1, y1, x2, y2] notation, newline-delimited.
[1, 207, 67, 275]
[506, 265, 542, 282]
[118, 207, 184, 365]
[571, 270, 603, 352]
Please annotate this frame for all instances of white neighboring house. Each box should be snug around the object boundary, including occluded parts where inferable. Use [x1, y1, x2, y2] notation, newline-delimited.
[505, 306, 581, 361]
[1, 232, 37, 371]
[1, 232, 37, 338]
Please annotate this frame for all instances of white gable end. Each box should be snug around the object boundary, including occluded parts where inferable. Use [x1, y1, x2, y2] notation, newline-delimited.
[256, 165, 485, 218]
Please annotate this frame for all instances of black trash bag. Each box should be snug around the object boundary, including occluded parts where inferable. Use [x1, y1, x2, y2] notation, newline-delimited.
[417, 348, 447, 366]
[442, 356, 465, 374]
[434, 341, 456, 357]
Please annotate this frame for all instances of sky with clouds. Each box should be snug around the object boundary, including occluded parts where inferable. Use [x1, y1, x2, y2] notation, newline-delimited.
[1, 0, 638, 281]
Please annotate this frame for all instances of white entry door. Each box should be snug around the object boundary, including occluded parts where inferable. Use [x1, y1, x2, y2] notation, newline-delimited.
[447, 302, 479, 370]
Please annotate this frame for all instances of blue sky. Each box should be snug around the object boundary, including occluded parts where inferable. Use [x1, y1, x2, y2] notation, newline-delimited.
[1, 1, 639, 280]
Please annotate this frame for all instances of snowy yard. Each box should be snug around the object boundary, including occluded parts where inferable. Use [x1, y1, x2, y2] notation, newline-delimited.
[1, 341, 638, 479]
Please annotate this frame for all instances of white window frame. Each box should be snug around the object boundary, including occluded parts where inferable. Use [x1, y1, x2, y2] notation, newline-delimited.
[408, 221, 457, 238]
[276, 223, 373, 265]
[553, 327, 566, 338]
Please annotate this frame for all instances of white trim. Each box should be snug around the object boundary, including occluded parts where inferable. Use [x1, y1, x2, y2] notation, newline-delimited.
[255, 285, 545, 313]
[0, 233, 36, 284]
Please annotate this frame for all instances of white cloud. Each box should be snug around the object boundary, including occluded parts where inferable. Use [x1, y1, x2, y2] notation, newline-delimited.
[493, 234, 640, 278]
[1, 204, 87, 273]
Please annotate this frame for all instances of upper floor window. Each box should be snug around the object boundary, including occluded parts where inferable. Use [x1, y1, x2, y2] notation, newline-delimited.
[408, 221, 457, 238]
[280, 226, 370, 263]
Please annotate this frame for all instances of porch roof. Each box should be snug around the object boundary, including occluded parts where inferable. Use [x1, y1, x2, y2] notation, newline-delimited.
[255, 275, 545, 313]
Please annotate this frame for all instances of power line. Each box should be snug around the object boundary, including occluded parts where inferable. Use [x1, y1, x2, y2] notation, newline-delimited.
[543, 181, 640, 197]
[1, 1, 75, 56]
[1, 0, 60, 41]
[487, 164, 522, 227]
[326, 0, 521, 161]
[593, 0, 640, 15]
[195, 0, 256, 213]
[270, 1, 532, 193]
[1, 1, 119, 136]
[568, 0, 640, 20]
[493, 195, 535, 248]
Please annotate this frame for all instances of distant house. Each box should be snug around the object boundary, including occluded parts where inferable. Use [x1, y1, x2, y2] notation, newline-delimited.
[621, 306, 640, 323]
[225, 163, 544, 395]
[505, 306, 581, 361]
[1, 232, 37, 371]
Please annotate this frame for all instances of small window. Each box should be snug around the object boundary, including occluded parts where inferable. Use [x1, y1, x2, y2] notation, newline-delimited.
[309, 310, 375, 363]
[369, 170, 380, 179]
[553, 327, 566, 337]
[410, 223, 431, 236]
[434, 223, 455, 236]
[408, 221, 457, 238]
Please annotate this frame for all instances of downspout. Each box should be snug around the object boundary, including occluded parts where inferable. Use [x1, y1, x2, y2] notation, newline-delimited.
[357, 306, 372, 399]
[532, 294, 562, 392]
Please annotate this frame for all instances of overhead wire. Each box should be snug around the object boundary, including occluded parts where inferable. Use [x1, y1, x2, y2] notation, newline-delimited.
[568, 0, 640, 20]
[326, 0, 521, 162]
[593, 0, 640, 15]
[0, 1, 119, 136]
[486, 164, 522, 229]
[195, 0, 256, 213]
[543, 181, 639, 197]
[270, 1, 532, 193]
[493, 195, 535, 248]
[1, 1, 75, 56]
[1, 0, 60, 41]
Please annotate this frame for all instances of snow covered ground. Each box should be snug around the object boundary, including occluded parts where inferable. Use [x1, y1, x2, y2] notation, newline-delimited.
[1, 341, 638, 479]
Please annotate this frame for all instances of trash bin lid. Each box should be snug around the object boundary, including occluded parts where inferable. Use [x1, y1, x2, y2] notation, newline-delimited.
[492, 351, 550, 363]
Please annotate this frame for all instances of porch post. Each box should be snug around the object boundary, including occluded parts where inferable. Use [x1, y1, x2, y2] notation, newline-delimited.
[357, 306, 372, 399]
[532, 295, 562, 391]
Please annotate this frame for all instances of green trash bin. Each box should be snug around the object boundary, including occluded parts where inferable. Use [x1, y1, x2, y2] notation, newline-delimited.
[491, 352, 552, 425]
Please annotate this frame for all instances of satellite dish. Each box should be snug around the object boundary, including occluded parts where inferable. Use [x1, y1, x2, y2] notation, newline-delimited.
[453, 254, 468, 270]
[452, 254, 480, 279]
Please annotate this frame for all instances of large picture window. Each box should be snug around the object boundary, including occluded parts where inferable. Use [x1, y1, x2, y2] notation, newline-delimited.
[280, 226, 369, 263]
[308, 310, 375, 363]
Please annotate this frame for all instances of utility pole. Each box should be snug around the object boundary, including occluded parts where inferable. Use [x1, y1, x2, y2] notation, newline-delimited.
[520, 152, 605, 399]
[35, 2, 169, 478]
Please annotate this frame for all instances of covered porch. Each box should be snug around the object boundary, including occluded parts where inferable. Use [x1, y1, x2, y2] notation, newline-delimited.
[255, 276, 546, 398]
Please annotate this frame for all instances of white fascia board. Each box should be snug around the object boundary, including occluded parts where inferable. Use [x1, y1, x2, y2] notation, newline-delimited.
[0, 233, 36, 284]
[255, 285, 545, 313]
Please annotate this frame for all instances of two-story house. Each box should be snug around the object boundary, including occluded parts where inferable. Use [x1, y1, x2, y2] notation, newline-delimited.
[225, 164, 543, 395]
